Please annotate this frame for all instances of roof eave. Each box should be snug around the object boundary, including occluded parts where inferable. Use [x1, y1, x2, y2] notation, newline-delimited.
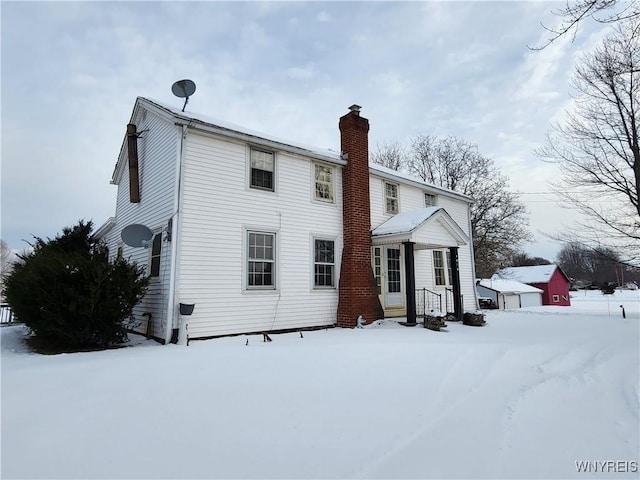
[369, 166, 474, 204]
[141, 98, 346, 167]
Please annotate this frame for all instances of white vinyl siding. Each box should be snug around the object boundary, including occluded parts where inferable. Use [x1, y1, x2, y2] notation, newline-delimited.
[108, 106, 178, 338]
[179, 131, 343, 338]
[370, 173, 477, 312]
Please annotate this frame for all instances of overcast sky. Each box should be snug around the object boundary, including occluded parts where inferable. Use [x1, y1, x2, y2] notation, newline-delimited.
[1, 1, 613, 260]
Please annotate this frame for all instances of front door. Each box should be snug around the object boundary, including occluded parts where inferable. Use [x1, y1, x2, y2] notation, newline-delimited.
[384, 247, 404, 308]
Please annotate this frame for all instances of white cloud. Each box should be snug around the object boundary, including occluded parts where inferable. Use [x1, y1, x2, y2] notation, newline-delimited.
[0, 1, 616, 261]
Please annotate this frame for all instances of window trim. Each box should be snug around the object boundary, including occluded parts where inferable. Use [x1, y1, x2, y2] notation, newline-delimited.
[245, 230, 277, 291]
[384, 181, 399, 215]
[312, 236, 337, 289]
[148, 231, 162, 280]
[424, 192, 437, 207]
[312, 162, 335, 204]
[248, 146, 276, 192]
[433, 250, 447, 287]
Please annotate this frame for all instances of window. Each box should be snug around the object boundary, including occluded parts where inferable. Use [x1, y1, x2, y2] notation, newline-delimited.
[314, 239, 335, 287]
[373, 247, 382, 295]
[446, 251, 452, 285]
[387, 248, 401, 293]
[314, 164, 334, 203]
[149, 233, 162, 278]
[384, 182, 399, 214]
[247, 231, 275, 289]
[250, 148, 274, 191]
[424, 193, 437, 207]
[552, 294, 560, 302]
[433, 250, 446, 286]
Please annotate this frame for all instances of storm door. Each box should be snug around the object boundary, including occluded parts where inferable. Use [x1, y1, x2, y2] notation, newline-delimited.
[385, 247, 404, 307]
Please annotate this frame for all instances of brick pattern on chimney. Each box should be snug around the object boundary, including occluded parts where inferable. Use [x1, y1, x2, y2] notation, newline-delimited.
[337, 108, 385, 328]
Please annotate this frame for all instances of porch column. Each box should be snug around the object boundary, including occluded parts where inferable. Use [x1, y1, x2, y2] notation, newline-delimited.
[403, 241, 417, 324]
[449, 246, 463, 321]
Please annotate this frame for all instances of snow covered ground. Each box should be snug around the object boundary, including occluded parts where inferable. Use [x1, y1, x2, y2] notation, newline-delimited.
[2, 290, 638, 479]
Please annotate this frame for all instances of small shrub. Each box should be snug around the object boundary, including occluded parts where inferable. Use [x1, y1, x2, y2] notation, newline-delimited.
[3, 220, 148, 350]
[600, 284, 616, 295]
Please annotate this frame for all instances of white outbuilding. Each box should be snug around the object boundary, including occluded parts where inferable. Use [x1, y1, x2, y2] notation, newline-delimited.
[476, 279, 543, 310]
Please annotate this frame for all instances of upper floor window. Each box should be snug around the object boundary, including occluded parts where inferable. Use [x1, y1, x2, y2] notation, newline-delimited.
[314, 238, 335, 288]
[384, 182, 399, 214]
[149, 233, 162, 278]
[250, 148, 275, 191]
[314, 164, 334, 203]
[247, 231, 276, 289]
[424, 193, 437, 207]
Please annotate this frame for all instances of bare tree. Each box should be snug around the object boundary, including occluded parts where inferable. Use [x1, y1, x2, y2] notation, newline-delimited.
[533, 0, 640, 49]
[557, 241, 630, 284]
[538, 20, 640, 264]
[373, 136, 531, 278]
[370, 141, 406, 171]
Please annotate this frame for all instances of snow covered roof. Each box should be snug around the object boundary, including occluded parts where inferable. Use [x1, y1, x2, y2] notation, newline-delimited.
[141, 97, 344, 163]
[369, 164, 473, 203]
[372, 207, 469, 248]
[372, 207, 441, 236]
[111, 97, 475, 204]
[493, 265, 565, 284]
[477, 278, 543, 294]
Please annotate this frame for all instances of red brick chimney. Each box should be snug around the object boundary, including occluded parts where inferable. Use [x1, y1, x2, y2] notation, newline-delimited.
[337, 105, 384, 327]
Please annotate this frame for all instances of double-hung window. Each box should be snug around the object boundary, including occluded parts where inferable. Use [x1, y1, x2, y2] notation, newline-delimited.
[433, 250, 446, 286]
[384, 182, 399, 214]
[424, 193, 437, 207]
[314, 164, 334, 203]
[247, 231, 276, 289]
[314, 239, 335, 288]
[149, 233, 162, 278]
[250, 148, 275, 191]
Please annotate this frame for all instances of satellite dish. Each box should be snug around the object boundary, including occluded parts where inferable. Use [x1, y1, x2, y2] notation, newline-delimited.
[171, 79, 196, 112]
[121, 224, 154, 248]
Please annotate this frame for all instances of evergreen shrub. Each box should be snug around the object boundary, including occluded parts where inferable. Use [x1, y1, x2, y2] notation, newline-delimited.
[3, 220, 149, 350]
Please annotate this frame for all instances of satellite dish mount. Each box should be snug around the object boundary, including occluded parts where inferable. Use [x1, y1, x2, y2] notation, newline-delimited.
[171, 79, 197, 112]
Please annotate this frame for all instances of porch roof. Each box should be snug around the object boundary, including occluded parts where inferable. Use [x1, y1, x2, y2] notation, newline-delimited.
[371, 207, 469, 249]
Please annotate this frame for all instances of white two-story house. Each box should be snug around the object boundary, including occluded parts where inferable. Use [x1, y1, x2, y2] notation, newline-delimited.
[97, 97, 478, 344]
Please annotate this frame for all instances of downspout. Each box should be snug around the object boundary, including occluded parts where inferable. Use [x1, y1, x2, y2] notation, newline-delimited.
[165, 124, 188, 345]
[467, 202, 480, 310]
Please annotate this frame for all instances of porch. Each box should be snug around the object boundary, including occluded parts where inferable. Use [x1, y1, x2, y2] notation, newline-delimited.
[371, 207, 470, 325]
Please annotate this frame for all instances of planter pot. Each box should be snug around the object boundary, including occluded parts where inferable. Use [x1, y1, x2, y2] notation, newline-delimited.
[463, 312, 486, 326]
[424, 315, 447, 331]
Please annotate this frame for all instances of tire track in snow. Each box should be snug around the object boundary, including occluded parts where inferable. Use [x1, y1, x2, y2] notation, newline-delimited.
[496, 342, 632, 469]
[349, 346, 511, 479]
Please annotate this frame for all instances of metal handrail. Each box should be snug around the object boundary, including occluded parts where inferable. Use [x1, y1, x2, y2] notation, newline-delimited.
[416, 288, 442, 315]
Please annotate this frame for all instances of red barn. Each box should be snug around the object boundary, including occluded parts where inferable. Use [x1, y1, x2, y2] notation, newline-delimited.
[493, 265, 571, 306]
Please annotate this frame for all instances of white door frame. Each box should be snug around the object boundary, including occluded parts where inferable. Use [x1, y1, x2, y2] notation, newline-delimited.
[384, 246, 404, 308]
